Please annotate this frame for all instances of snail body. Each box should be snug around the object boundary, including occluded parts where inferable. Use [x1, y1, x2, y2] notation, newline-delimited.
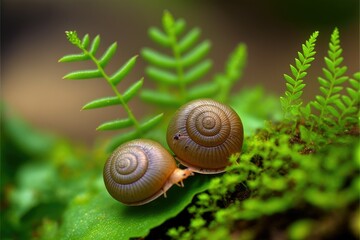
[167, 99, 243, 174]
[103, 139, 193, 206]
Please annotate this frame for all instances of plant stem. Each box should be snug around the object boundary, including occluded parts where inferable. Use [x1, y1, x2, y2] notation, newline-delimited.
[79, 44, 142, 134]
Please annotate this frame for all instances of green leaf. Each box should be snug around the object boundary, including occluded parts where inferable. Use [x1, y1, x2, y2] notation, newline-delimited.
[82, 96, 120, 110]
[332, 86, 343, 94]
[334, 99, 346, 111]
[63, 69, 102, 80]
[140, 90, 181, 107]
[142, 48, 176, 68]
[187, 83, 218, 100]
[89, 35, 100, 55]
[318, 77, 330, 87]
[174, 19, 186, 35]
[341, 95, 352, 106]
[290, 65, 298, 77]
[181, 40, 211, 67]
[97, 118, 133, 131]
[148, 27, 170, 47]
[327, 105, 340, 117]
[184, 59, 212, 84]
[145, 67, 178, 85]
[284, 74, 296, 85]
[140, 113, 164, 132]
[110, 56, 138, 85]
[107, 131, 140, 152]
[81, 34, 90, 48]
[60, 175, 212, 239]
[99, 42, 117, 67]
[123, 79, 144, 102]
[347, 88, 357, 99]
[178, 28, 201, 53]
[58, 53, 89, 62]
[294, 83, 306, 92]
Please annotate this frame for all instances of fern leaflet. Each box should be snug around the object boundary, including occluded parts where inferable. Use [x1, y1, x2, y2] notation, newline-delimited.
[214, 43, 247, 103]
[59, 31, 163, 151]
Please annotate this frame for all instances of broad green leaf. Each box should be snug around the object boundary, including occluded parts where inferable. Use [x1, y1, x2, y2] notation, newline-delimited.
[60, 175, 212, 239]
[110, 56, 138, 85]
[178, 28, 201, 53]
[140, 90, 181, 107]
[58, 53, 89, 62]
[89, 35, 100, 55]
[181, 41, 211, 67]
[145, 67, 178, 85]
[96, 118, 133, 131]
[140, 113, 164, 132]
[123, 79, 144, 102]
[99, 42, 117, 67]
[148, 27, 170, 47]
[142, 48, 176, 68]
[63, 69, 102, 80]
[82, 96, 120, 110]
[183, 59, 212, 84]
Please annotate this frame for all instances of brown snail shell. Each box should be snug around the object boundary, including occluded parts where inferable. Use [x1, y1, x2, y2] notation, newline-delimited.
[103, 139, 193, 206]
[166, 99, 243, 174]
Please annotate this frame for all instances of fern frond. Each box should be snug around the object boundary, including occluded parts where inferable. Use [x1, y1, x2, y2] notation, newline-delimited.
[280, 31, 319, 120]
[141, 11, 213, 107]
[60, 31, 162, 151]
[214, 43, 247, 103]
[311, 28, 349, 126]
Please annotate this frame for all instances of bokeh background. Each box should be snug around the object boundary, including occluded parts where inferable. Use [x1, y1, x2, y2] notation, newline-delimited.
[2, 0, 359, 145]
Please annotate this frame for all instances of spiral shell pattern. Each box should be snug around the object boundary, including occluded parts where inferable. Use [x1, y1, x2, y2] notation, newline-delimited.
[103, 139, 177, 205]
[167, 99, 243, 173]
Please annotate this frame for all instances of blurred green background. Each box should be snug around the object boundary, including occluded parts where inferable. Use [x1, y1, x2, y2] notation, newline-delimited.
[1, 0, 359, 238]
[2, 0, 359, 144]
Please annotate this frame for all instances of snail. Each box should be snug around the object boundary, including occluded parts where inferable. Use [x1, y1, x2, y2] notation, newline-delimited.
[103, 139, 194, 206]
[167, 99, 243, 174]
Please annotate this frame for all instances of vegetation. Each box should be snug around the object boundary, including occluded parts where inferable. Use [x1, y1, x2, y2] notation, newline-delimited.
[1, 11, 358, 240]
